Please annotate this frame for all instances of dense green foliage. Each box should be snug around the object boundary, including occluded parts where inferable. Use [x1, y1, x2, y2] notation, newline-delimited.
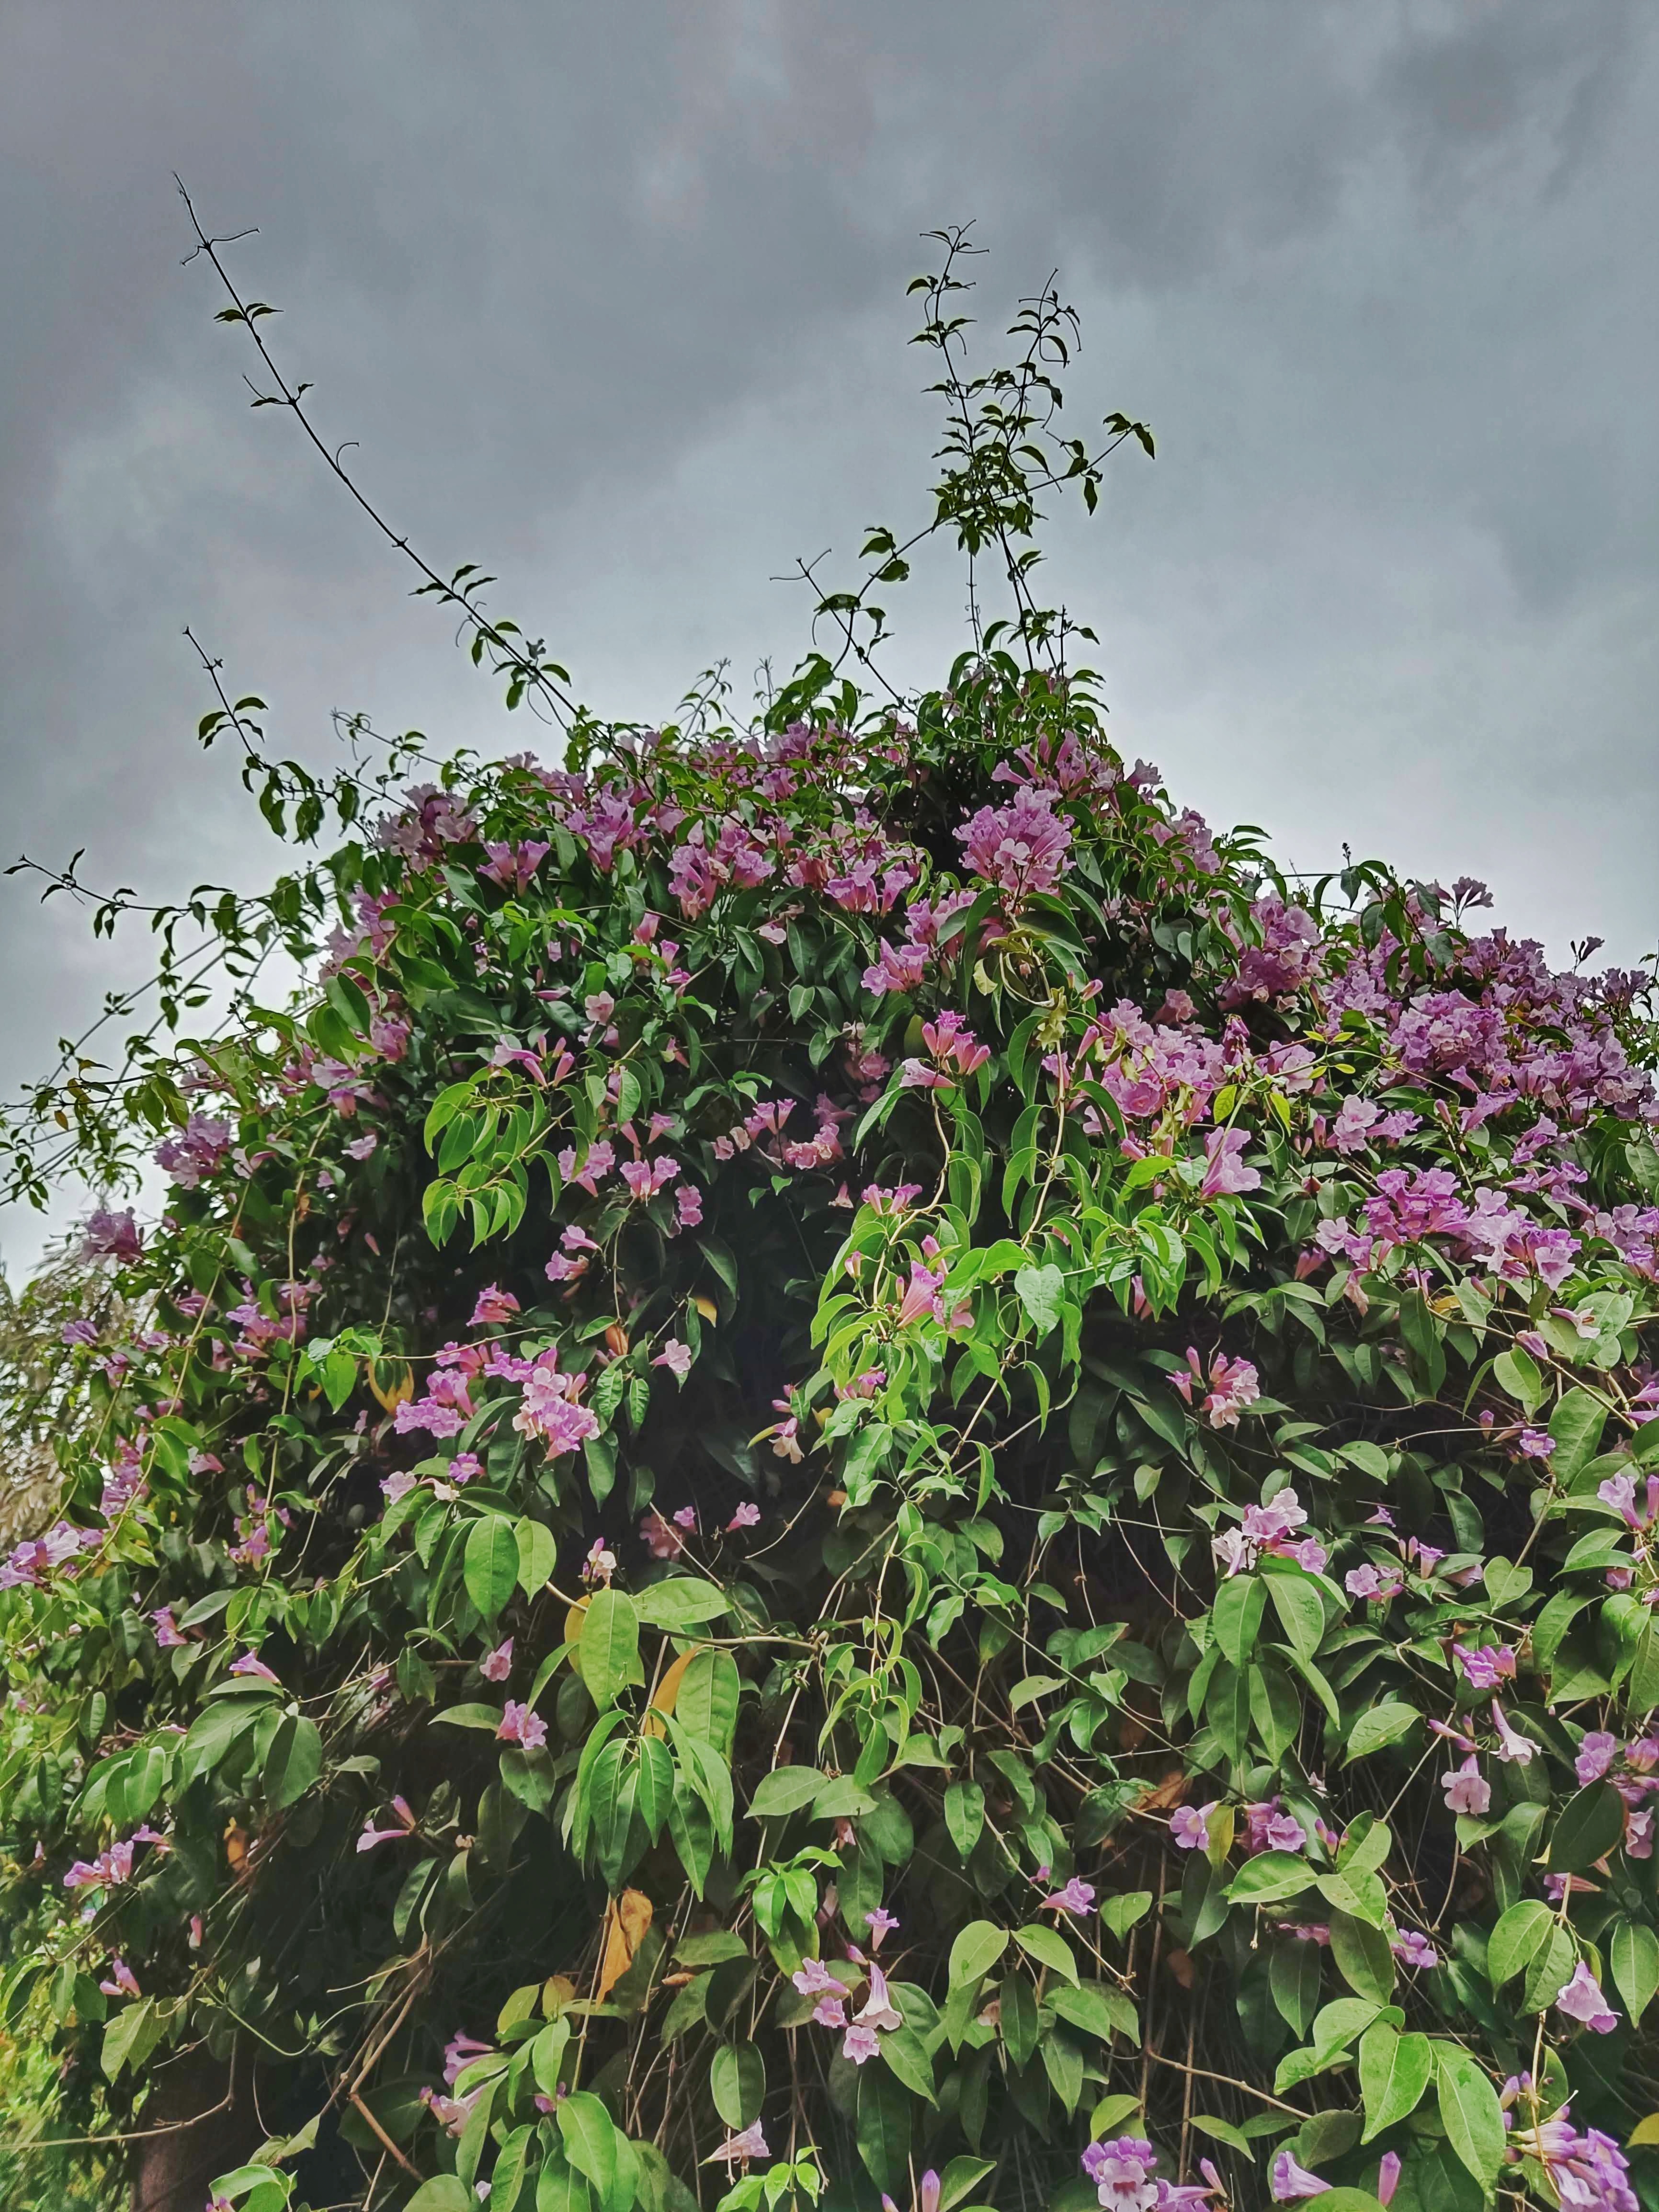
[2, 232, 1658, 2212]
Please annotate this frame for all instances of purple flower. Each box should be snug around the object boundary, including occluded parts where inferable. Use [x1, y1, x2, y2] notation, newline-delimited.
[98, 1955, 140, 1999]
[1271, 2152, 1330, 2201]
[1375, 2153, 1401, 2208]
[81, 1208, 142, 1263]
[1170, 1802, 1215, 1851]
[954, 787, 1072, 900]
[841, 2023, 881, 2064]
[443, 2031, 494, 2088]
[866, 1906, 900, 1949]
[470, 1284, 520, 1327]
[480, 1638, 513, 1683]
[150, 1608, 188, 1648]
[727, 1501, 761, 1531]
[1041, 1877, 1097, 1915]
[229, 1652, 280, 1684]
[706, 2122, 770, 2167]
[1391, 1928, 1439, 1971]
[652, 1339, 692, 1380]
[1490, 1701, 1539, 1766]
[1442, 1756, 1491, 1815]
[1263, 1812, 1308, 1854]
[854, 1962, 904, 2033]
[1555, 1961, 1618, 2033]
[1082, 2137, 1159, 2212]
[1199, 1126, 1262, 1201]
[495, 1701, 547, 1752]
[1576, 1731, 1619, 1786]
[1454, 1643, 1518, 1690]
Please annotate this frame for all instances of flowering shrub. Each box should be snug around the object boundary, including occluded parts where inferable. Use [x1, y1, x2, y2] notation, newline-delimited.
[2, 228, 1659, 2212]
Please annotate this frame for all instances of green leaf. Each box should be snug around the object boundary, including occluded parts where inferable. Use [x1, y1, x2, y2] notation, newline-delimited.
[403, 2184, 473, 2212]
[880, 2024, 938, 2104]
[514, 1517, 557, 1597]
[1101, 1891, 1152, 1941]
[1492, 1346, 1544, 1416]
[1014, 1263, 1066, 1339]
[948, 1921, 1008, 1991]
[748, 1767, 825, 1819]
[855, 2065, 912, 2193]
[1488, 1900, 1554, 1987]
[464, 1516, 521, 1621]
[1189, 2115, 1253, 2155]
[1227, 1852, 1316, 1907]
[1344, 1703, 1420, 1763]
[1549, 1389, 1607, 1484]
[944, 1780, 986, 1859]
[1436, 2047, 1506, 2185]
[1317, 1869, 1388, 1928]
[1329, 1912, 1396, 2005]
[1360, 2022, 1432, 2140]
[1012, 1922, 1078, 1983]
[674, 1649, 739, 1754]
[634, 1578, 729, 1630]
[710, 2043, 764, 2128]
[1549, 1782, 1625, 1873]
[432, 1703, 507, 1731]
[1312, 1996, 1385, 2064]
[101, 1997, 161, 2080]
[578, 1589, 641, 1709]
[1050, 1981, 1139, 2045]
[261, 1714, 321, 1810]
[557, 2093, 617, 2204]
[1271, 1939, 1322, 2038]
[1212, 1575, 1267, 1667]
[1610, 1919, 1659, 2025]
[1266, 1572, 1326, 1661]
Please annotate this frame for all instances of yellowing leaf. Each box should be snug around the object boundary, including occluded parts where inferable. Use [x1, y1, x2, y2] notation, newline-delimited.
[642, 1644, 703, 1737]
[369, 1360, 413, 1413]
[564, 1599, 590, 1647]
[596, 1887, 653, 2000]
[692, 1295, 718, 1323]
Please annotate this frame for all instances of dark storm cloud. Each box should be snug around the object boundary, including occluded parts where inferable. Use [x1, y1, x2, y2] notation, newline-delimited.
[1, 0, 1654, 1267]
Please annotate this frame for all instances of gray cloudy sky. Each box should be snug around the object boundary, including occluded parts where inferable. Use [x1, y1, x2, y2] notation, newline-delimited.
[1, 0, 1655, 1268]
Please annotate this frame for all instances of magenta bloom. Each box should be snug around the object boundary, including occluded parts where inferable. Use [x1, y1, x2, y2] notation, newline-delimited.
[866, 1906, 900, 1948]
[1490, 1701, 1539, 1766]
[479, 1638, 513, 1683]
[1375, 2154, 1401, 2208]
[470, 1284, 520, 1327]
[1555, 1962, 1618, 2033]
[229, 1652, 280, 1684]
[1170, 1802, 1215, 1851]
[151, 1608, 188, 1648]
[1442, 1756, 1491, 1815]
[652, 1339, 692, 1380]
[1042, 1876, 1096, 1915]
[1576, 1731, 1619, 1785]
[1454, 1643, 1518, 1690]
[1199, 1125, 1261, 1201]
[1271, 2151, 1330, 2201]
[496, 1700, 547, 1752]
[954, 787, 1071, 899]
[727, 1501, 761, 1531]
[707, 2122, 770, 2167]
[1391, 1928, 1439, 1971]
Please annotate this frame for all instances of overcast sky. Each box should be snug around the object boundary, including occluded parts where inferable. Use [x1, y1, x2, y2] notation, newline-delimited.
[1, 0, 1655, 1270]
